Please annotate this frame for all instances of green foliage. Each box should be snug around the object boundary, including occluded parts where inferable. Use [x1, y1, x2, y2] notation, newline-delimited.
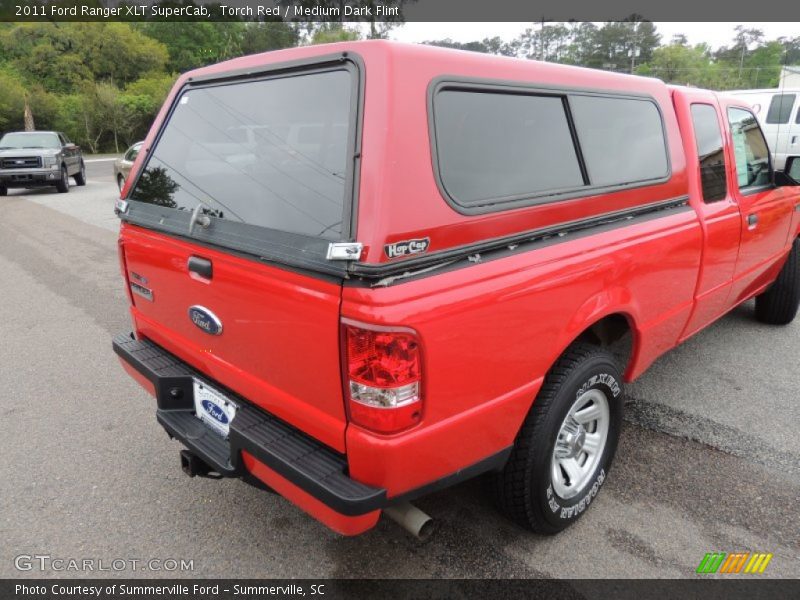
[424, 37, 515, 57]
[0, 23, 168, 92]
[240, 22, 300, 55]
[0, 68, 26, 131]
[310, 24, 362, 45]
[134, 22, 246, 73]
[425, 21, 800, 93]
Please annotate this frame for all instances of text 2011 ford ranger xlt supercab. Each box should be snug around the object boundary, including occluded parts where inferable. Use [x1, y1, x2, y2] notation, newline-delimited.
[113, 41, 800, 536]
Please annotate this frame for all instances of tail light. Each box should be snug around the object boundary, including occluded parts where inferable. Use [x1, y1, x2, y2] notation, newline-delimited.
[342, 320, 423, 434]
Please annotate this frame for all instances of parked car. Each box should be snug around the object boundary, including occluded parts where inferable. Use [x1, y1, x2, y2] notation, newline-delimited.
[726, 88, 800, 170]
[0, 131, 86, 195]
[114, 142, 143, 191]
[112, 42, 800, 538]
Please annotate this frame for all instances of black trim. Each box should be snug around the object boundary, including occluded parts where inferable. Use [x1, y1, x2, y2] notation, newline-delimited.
[390, 447, 512, 506]
[121, 51, 365, 276]
[122, 221, 346, 284]
[187, 256, 212, 279]
[113, 332, 511, 516]
[427, 76, 673, 216]
[349, 195, 691, 283]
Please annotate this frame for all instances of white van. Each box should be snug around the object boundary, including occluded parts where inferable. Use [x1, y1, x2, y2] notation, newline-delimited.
[726, 88, 800, 170]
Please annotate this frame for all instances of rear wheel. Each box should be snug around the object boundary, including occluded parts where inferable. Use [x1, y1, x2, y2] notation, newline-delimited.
[493, 343, 623, 534]
[74, 161, 87, 186]
[755, 238, 799, 325]
[0, 186, 6, 196]
[56, 166, 70, 193]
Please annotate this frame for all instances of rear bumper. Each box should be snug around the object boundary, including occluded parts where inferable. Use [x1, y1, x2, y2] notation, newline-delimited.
[112, 333, 386, 518]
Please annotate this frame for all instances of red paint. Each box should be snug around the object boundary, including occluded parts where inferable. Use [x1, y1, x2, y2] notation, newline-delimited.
[118, 357, 156, 397]
[117, 41, 800, 534]
[121, 225, 347, 453]
[241, 452, 380, 536]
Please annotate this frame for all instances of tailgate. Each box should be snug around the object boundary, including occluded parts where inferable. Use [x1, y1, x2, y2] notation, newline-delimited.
[116, 57, 364, 453]
[121, 224, 347, 452]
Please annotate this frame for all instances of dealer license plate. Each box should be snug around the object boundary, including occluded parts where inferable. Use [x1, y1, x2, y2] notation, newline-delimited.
[193, 379, 237, 438]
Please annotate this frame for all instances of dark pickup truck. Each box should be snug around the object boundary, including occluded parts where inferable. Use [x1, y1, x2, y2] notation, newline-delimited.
[0, 131, 86, 195]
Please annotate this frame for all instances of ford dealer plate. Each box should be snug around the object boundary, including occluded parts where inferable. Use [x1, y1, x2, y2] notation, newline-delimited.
[193, 380, 237, 438]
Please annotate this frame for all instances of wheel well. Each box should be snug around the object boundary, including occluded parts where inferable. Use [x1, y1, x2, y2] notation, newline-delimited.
[574, 314, 634, 374]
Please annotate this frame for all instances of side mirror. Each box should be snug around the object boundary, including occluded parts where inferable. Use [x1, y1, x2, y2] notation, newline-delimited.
[775, 156, 800, 187]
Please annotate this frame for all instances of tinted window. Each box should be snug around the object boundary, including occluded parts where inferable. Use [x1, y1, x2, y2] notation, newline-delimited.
[129, 69, 352, 240]
[570, 95, 669, 187]
[690, 104, 727, 202]
[728, 107, 771, 190]
[433, 90, 584, 207]
[0, 132, 60, 149]
[788, 157, 800, 180]
[766, 94, 796, 124]
[124, 144, 141, 162]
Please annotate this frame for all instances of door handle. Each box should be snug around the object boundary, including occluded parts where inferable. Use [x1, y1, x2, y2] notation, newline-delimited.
[188, 256, 212, 279]
[747, 214, 759, 229]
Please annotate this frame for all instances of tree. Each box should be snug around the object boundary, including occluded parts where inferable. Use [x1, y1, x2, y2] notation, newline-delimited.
[423, 37, 515, 57]
[277, 1, 414, 42]
[134, 22, 245, 73]
[0, 68, 26, 131]
[584, 19, 660, 71]
[311, 23, 361, 45]
[637, 42, 717, 87]
[240, 22, 299, 55]
[513, 23, 574, 62]
[780, 36, 800, 66]
[131, 166, 179, 207]
[715, 26, 765, 82]
[0, 23, 168, 92]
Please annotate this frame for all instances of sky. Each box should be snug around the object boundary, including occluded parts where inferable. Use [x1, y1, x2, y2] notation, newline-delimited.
[389, 22, 799, 49]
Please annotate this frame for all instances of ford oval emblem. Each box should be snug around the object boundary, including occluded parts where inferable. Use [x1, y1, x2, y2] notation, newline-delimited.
[188, 305, 223, 335]
[201, 400, 229, 424]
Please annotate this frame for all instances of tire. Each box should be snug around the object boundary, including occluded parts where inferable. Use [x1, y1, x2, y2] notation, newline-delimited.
[0, 186, 7, 197]
[493, 343, 623, 534]
[117, 175, 125, 192]
[55, 166, 70, 193]
[74, 161, 87, 186]
[755, 237, 800, 325]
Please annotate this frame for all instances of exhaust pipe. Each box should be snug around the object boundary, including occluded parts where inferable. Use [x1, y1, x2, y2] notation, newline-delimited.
[384, 502, 435, 540]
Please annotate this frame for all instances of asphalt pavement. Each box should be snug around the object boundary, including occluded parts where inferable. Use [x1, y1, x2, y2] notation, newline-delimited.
[0, 159, 797, 579]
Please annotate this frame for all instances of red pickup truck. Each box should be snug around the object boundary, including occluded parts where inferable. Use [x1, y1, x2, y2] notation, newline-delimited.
[113, 41, 800, 537]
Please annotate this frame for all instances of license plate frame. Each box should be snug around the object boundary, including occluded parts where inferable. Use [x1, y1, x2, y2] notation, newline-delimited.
[193, 379, 237, 438]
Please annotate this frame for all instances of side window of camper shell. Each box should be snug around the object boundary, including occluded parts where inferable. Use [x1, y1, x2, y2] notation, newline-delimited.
[431, 82, 670, 214]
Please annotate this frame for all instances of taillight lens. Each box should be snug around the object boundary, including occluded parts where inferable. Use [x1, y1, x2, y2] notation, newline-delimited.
[343, 322, 423, 434]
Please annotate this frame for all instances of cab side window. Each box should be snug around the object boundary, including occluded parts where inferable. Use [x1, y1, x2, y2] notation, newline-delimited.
[690, 104, 727, 202]
[766, 94, 796, 124]
[728, 107, 771, 191]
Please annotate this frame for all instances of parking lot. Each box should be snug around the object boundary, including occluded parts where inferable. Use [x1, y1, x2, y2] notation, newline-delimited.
[0, 159, 798, 578]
